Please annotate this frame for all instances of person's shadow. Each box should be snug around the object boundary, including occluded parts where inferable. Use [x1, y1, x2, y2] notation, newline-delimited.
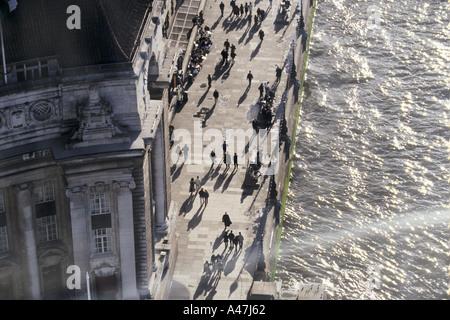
[187, 205, 206, 231]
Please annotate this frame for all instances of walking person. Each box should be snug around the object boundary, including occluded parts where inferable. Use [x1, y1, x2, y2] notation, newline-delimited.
[203, 189, 209, 205]
[195, 176, 202, 191]
[207, 74, 212, 88]
[225, 152, 231, 169]
[233, 152, 238, 169]
[217, 255, 224, 278]
[276, 65, 282, 82]
[222, 212, 232, 229]
[259, 29, 265, 41]
[223, 230, 229, 249]
[228, 230, 235, 250]
[203, 260, 211, 275]
[210, 149, 216, 166]
[189, 178, 195, 195]
[237, 232, 244, 250]
[258, 83, 264, 98]
[224, 39, 230, 51]
[244, 2, 249, 15]
[219, 1, 225, 15]
[213, 89, 219, 103]
[230, 50, 236, 64]
[233, 235, 239, 251]
[240, 4, 244, 16]
[247, 70, 253, 87]
[199, 188, 205, 205]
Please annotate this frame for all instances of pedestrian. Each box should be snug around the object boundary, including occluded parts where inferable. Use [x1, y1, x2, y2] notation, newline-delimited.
[219, 1, 225, 15]
[195, 176, 201, 191]
[217, 256, 224, 278]
[240, 4, 244, 16]
[203, 261, 211, 274]
[224, 39, 230, 51]
[213, 89, 219, 103]
[258, 83, 264, 97]
[199, 188, 205, 204]
[223, 230, 229, 248]
[276, 65, 282, 82]
[221, 49, 228, 64]
[230, 50, 236, 64]
[249, 2, 252, 15]
[222, 140, 228, 154]
[228, 230, 235, 250]
[233, 236, 239, 250]
[259, 29, 265, 41]
[203, 189, 209, 205]
[211, 254, 217, 265]
[207, 74, 212, 88]
[237, 232, 244, 250]
[210, 149, 216, 166]
[189, 178, 195, 194]
[230, 44, 236, 54]
[245, 2, 249, 15]
[225, 152, 231, 169]
[233, 5, 239, 17]
[233, 152, 238, 169]
[254, 14, 259, 25]
[247, 70, 253, 87]
[222, 212, 232, 229]
[265, 81, 270, 94]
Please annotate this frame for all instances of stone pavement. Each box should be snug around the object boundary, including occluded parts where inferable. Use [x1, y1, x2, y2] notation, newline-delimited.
[165, 0, 311, 300]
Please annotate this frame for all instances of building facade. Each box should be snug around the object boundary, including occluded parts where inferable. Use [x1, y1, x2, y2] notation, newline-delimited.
[0, 0, 176, 299]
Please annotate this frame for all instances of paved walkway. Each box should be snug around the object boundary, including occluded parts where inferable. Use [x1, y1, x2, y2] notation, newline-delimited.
[166, 0, 310, 300]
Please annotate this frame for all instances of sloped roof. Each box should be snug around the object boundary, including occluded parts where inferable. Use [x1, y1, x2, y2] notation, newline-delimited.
[1, 0, 152, 68]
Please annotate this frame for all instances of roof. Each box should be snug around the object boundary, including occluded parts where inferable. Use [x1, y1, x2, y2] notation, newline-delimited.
[1, 0, 152, 68]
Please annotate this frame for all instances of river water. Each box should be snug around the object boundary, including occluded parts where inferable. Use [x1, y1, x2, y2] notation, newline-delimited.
[275, 0, 449, 299]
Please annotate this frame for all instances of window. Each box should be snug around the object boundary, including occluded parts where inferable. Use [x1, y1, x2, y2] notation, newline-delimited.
[34, 180, 58, 243]
[90, 193, 111, 215]
[16, 60, 49, 82]
[34, 180, 55, 203]
[0, 192, 8, 253]
[90, 191, 113, 255]
[36, 215, 58, 243]
[92, 228, 112, 254]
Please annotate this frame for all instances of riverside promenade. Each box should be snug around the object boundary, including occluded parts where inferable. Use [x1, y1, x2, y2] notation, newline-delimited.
[164, 0, 315, 300]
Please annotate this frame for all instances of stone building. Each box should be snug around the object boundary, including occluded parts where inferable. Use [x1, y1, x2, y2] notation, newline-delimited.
[0, 0, 176, 299]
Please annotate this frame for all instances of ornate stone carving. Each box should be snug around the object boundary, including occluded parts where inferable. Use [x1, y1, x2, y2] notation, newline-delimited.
[70, 85, 129, 148]
[65, 184, 88, 198]
[112, 179, 137, 191]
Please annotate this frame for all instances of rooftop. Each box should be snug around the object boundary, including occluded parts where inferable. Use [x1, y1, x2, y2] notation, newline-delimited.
[1, 0, 152, 68]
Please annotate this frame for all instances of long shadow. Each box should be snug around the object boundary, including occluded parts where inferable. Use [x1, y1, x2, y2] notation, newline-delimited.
[171, 162, 184, 182]
[249, 41, 262, 61]
[237, 86, 250, 107]
[197, 88, 210, 107]
[224, 249, 241, 276]
[187, 205, 206, 231]
[213, 61, 229, 80]
[211, 15, 223, 31]
[179, 193, 195, 217]
[210, 163, 222, 180]
[221, 168, 236, 193]
[204, 101, 217, 124]
[244, 24, 259, 45]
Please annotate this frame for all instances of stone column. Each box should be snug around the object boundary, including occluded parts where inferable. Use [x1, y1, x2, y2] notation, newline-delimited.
[65, 184, 90, 295]
[14, 183, 41, 299]
[113, 179, 139, 299]
[151, 123, 169, 232]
